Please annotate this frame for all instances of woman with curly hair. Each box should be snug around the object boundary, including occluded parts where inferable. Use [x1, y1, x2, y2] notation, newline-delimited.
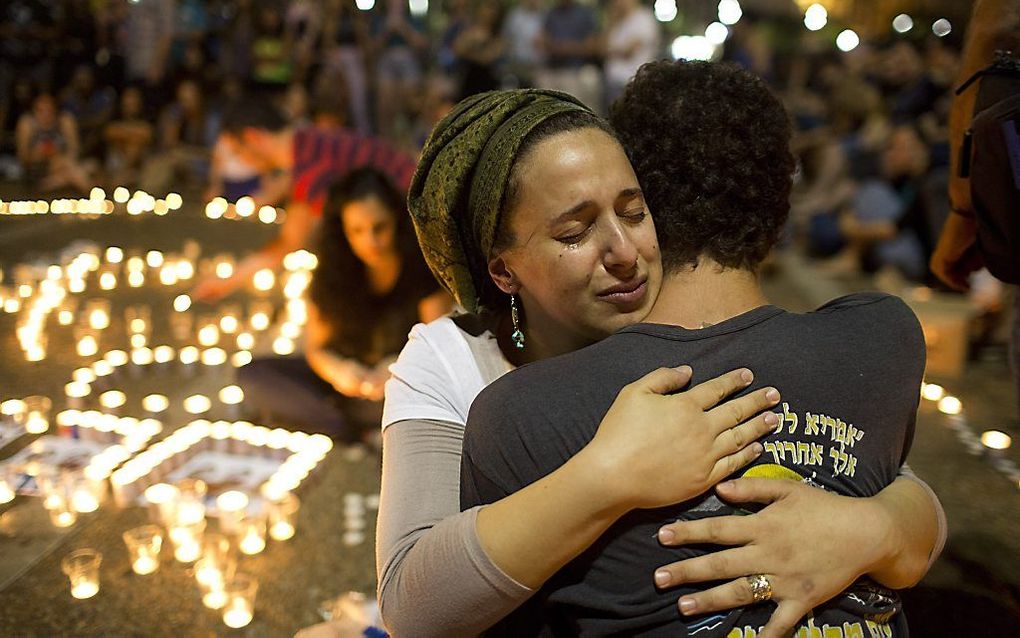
[237, 167, 451, 442]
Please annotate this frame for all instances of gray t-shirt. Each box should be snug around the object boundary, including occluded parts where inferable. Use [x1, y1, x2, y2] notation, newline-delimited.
[461, 292, 925, 637]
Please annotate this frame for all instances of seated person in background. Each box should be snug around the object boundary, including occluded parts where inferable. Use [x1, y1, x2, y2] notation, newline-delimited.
[103, 86, 153, 188]
[462, 61, 928, 636]
[16, 94, 92, 193]
[238, 168, 451, 442]
[142, 79, 220, 192]
[191, 99, 418, 302]
[831, 124, 937, 282]
[61, 65, 116, 161]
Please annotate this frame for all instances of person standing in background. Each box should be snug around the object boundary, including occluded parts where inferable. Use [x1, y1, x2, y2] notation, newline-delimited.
[603, 0, 659, 108]
[537, 0, 602, 112]
[930, 0, 1020, 420]
[503, 0, 546, 88]
[122, 0, 176, 109]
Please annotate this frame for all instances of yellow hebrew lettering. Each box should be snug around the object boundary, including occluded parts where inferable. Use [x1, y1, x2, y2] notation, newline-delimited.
[805, 412, 821, 436]
[843, 621, 865, 638]
[763, 441, 782, 463]
[782, 403, 799, 434]
[845, 453, 858, 477]
[783, 441, 798, 460]
[726, 630, 742, 638]
[796, 442, 811, 464]
[809, 442, 825, 465]
[822, 627, 843, 638]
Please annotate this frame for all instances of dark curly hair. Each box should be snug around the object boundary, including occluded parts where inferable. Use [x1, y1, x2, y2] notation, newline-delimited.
[308, 167, 419, 349]
[610, 60, 794, 272]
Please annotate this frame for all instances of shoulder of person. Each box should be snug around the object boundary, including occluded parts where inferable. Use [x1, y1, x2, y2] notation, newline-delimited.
[812, 291, 924, 348]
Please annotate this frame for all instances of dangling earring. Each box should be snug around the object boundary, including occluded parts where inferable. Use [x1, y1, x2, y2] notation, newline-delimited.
[510, 294, 525, 349]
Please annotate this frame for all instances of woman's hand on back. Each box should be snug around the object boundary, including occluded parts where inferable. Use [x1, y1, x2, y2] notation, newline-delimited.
[652, 478, 900, 638]
[585, 366, 780, 512]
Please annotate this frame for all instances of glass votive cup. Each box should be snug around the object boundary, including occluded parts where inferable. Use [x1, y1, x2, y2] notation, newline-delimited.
[174, 478, 207, 526]
[62, 549, 102, 599]
[222, 573, 258, 628]
[237, 514, 267, 556]
[215, 490, 249, 535]
[196, 557, 229, 609]
[169, 518, 206, 563]
[268, 493, 299, 541]
[21, 395, 52, 435]
[144, 483, 179, 527]
[123, 525, 163, 575]
[68, 470, 102, 513]
[201, 532, 236, 573]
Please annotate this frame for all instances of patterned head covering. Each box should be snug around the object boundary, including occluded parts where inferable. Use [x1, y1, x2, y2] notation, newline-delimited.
[408, 89, 593, 314]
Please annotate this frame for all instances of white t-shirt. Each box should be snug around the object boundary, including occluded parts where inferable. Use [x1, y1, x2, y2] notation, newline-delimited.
[605, 7, 660, 86]
[382, 316, 510, 429]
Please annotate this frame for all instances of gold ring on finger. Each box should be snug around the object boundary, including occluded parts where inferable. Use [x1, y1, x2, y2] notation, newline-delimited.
[746, 573, 773, 602]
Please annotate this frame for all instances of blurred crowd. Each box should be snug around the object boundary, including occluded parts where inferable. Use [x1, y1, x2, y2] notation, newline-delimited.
[0, 0, 980, 288]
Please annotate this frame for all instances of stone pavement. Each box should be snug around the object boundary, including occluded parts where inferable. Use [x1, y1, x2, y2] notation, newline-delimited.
[0, 196, 1018, 636]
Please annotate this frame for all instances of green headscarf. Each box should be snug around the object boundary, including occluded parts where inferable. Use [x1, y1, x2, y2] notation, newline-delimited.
[408, 89, 593, 314]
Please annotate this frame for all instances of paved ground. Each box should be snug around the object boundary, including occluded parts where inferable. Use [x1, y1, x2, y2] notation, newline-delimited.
[0, 192, 1018, 636]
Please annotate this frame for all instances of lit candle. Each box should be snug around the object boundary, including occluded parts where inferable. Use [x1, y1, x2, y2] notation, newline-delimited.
[71, 486, 100, 513]
[216, 490, 249, 535]
[105, 349, 129, 368]
[99, 272, 117, 290]
[921, 383, 944, 402]
[231, 351, 253, 368]
[62, 549, 102, 600]
[146, 250, 165, 268]
[258, 205, 277, 224]
[77, 334, 99, 357]
[272, 336, 295, 356]
[127, 271, 144, 287]
[183, 394, 212, 415]
[175, 260, 195, 281]
[252, 269, 275, 292]
[981, 430, 1012, 458]
[238, 515, 266, 555]
[142, 394, 169, 415]
[223, 599, 253, 628]
[197, 324, 219, 347]
[98, 390, 126, 413]
[938, 396, 962, 415]
[201, 347, 227, 368]
[23, 396, 51, 434]
[173, 294, 191, 312]
[222, 574, 258, 629]
[144, 483, 179, 526]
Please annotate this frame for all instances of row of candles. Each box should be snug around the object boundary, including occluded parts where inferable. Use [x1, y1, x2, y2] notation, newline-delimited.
[60, 476, 303, 629]
[0, 188, 182, 217]
[3, 244, 315, 364]
[2, 189, 286, 225]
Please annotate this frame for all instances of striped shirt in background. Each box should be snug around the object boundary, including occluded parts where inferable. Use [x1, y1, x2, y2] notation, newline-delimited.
[292, 127, 418, 217]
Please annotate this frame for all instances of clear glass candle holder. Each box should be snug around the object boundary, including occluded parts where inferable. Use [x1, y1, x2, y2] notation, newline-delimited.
[174, 478, 207, 526]
[68, 469, 102, 513]
[268, 493, 299, 541]
[62, 549, 102, 599]
[169, 518, 206, 563]
[215, 490, 249, 535]
[21, 395, 51, 435]
[123, 525, 163, 575]
[144, 483, 179, 527]
[196, 556, 229, 609]
[237, 514, 267, 556]
[222, 573, 258, 628]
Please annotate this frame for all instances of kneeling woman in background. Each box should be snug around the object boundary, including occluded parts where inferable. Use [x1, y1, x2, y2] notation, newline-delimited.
[239, 167, 451, 441]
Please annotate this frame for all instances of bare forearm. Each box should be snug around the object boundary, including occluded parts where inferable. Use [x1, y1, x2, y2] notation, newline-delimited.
[866, 476, 941, 588]
[476, 445, 629, 589]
